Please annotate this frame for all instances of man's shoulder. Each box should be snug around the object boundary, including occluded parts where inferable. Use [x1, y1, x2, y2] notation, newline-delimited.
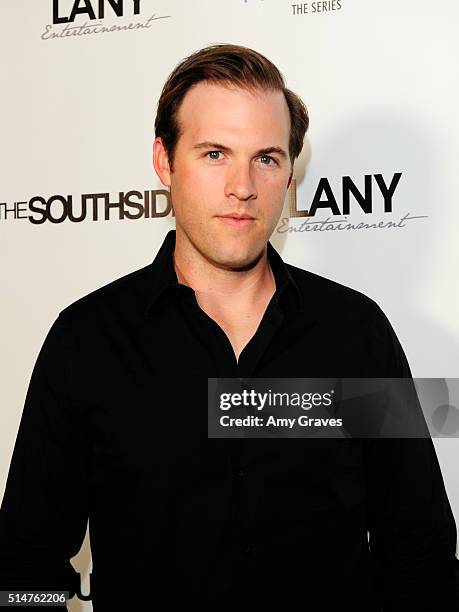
[57, 262, 153, 325]
[285, 263, 405, 371]
[286, 262, 383, 317]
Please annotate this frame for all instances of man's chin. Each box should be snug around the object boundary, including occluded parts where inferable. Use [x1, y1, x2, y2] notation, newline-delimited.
[210, 248, 265, 272]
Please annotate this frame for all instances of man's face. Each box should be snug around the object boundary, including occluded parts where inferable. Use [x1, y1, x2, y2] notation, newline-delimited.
[155, 81, 293, 270]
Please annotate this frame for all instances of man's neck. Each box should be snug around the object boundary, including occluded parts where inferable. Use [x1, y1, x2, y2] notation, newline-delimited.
[172, 237, 275, 310]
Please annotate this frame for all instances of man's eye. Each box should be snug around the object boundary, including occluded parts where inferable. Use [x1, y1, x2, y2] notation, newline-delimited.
[207, 151, 223, 160]
[259, 155, 276, 165]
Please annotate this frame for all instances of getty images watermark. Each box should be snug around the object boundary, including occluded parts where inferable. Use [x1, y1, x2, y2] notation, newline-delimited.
[208, 378, 459, 438]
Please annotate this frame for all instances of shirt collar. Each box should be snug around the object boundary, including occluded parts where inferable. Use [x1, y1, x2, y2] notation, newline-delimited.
[144, 229, 303, 315]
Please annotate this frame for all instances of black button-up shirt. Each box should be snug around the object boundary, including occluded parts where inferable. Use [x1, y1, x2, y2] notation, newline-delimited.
[0, 229, 457, 611]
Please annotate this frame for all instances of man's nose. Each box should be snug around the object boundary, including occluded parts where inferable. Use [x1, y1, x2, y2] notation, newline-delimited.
[224, 161, 257, 201]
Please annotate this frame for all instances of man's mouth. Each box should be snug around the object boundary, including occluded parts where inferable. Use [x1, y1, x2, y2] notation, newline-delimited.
[217, 213, 256, 228]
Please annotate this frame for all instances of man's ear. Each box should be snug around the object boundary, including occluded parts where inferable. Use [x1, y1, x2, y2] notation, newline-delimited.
[152, 137, 171, 187]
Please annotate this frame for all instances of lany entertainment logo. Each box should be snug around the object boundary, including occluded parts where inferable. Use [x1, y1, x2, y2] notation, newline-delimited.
[42, 0, 171, 40]
[278, 173, 428, 233]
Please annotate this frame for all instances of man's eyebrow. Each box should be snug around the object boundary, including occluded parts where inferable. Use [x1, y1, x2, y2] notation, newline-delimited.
[192, 141, 289, 159]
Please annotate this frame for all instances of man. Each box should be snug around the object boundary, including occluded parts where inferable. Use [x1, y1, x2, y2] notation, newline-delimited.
[0, 44, 457, 611]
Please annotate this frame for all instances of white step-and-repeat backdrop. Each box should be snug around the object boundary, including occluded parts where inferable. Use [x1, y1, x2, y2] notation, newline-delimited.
[1, 1, 458, 609]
